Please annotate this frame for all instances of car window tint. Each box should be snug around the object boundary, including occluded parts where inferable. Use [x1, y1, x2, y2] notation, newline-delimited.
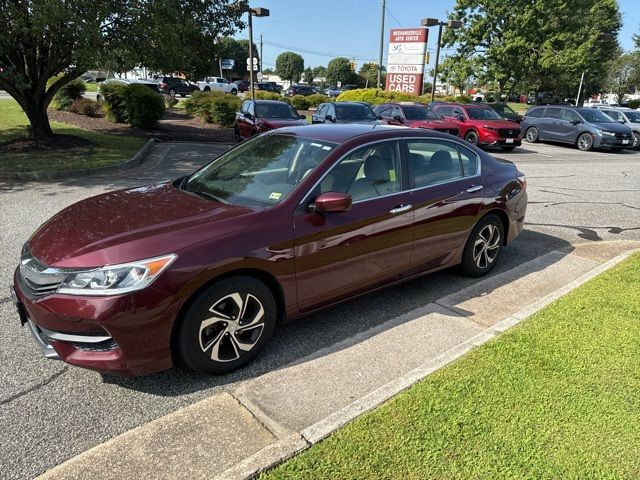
[247, 102, 255, 116]
[457, 144, 479, 176]
[526, 108, 543, 118]
[392, 106, 403, 118]
[240, 101, 249, 114]
[256, 103, 298, 119]
[316, 104, 326, 116]
[377, 105, 391, 117]
[326, 104, 336, 117]
[605, 110, 624, 122]
[407, 140, 463, 188]
[546, 108, 563, 119]
[561, 109, 581, 122]
[452, 107, 465, 116]
[319, 141, 402, 202]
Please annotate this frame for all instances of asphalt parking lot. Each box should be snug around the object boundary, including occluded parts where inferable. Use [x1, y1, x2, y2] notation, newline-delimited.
[1, 140, 639, 479]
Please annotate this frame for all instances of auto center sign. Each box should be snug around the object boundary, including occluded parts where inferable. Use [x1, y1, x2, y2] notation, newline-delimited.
[385, 28, 428, 96]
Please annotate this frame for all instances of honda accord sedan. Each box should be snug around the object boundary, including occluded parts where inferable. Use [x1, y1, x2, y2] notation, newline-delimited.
[12, 125, 527, 376]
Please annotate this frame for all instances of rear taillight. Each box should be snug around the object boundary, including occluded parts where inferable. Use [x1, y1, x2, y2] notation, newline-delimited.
[517, 173, 527, 190]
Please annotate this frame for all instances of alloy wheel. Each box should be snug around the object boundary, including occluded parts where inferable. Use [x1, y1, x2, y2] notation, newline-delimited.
[473, 224, 501, 269]
[525, 127, 538, 143]
[465, 131, 478, 145]
[577, 133, 593, 151]
[633, 132, 640, 150]
[198, 293, 265, 363]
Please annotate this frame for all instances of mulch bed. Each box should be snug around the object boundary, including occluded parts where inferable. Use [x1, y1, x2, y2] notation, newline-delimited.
[48, 108, 235, 143]
[0, 134, 93, 153]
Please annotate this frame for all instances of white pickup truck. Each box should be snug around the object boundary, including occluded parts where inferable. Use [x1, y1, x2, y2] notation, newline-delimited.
[196, 77, 238, 95]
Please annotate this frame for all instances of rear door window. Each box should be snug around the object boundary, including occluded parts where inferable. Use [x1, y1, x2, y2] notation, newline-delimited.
[406, 140, 464, 188]
[546, 108, 562, 119]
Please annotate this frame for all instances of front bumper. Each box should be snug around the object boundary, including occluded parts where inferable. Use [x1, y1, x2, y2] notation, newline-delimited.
[595, 135, 634, 149]
[480, 137, 522, 147]
[12, 268, 178, 376]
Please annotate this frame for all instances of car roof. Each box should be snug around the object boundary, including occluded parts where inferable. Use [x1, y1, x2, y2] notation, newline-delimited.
[271, 124, 455, 144]
[251, 100, 291, 105]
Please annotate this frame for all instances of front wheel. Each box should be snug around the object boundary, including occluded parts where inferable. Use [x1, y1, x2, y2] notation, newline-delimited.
[231, 89, 238, 95]
[465, 130, 479, 146]
[632, 132, 640, 150]
[177, 277, 277, 374]
[461, 214, 504, 277]
[576, 132, 594, 151]
[525, 127, 538, 143]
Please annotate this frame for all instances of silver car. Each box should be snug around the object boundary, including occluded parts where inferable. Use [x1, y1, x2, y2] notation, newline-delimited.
[521, 106, 634, 151]
[597, 107, 640, 150]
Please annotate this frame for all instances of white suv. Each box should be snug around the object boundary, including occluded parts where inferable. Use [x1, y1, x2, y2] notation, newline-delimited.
[196, 77, 238, 95]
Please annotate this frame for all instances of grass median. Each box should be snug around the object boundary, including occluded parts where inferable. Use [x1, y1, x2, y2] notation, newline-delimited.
[0, 100, 145, 173]
[263, 253, 640, 480]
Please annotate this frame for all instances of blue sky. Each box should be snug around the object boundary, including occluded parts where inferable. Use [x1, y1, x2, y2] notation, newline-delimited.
[238, 0, 639, 70]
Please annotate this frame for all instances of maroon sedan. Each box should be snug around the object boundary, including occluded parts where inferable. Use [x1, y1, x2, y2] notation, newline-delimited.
[374, 102, 460, 137]
[234, 99, 306, 141]
[12, 125, 527, 376]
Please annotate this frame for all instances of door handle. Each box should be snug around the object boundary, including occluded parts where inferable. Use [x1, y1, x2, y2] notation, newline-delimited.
[389, 204, 412, 214]
[466, 185, 483, 193]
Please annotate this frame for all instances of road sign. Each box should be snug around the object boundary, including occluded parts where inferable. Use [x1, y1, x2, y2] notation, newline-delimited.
[221, 59, 235, 70]
[337, 81, 342, 88]
[385, 28, 428, 96]
[246, 57, 259, 71]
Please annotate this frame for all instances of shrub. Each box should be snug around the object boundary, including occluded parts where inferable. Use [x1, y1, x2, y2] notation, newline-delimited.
[306, 93, 331, 108]
[164, 94, 179, 108]
[185, 91, 241, 126]
[628, 100, 640, 109]
[124, 83, 165, 128]
[183, 90, 212, 117]
[253, 90, 282, 101]
[336, 88, 417, 105]
[69, 98, 101, 117]
[290, 95, 310, 110]
[100, 82, 128, 123]
[53, 79, 87, 110]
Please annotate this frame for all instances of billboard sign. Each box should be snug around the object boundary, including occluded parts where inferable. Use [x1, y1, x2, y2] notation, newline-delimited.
[221, 59, 235, 70]
[385, 28, 428, 96]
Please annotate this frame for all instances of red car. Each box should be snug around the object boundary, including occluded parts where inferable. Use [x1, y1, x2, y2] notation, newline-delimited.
[12, 125, 527, 376]
[373, 102, 460, 137]
[234, 99, 306, 141]
[430, 102, 522, 151]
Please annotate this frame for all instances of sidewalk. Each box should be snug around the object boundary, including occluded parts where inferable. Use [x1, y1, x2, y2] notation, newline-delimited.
[37, 241, 639, 480]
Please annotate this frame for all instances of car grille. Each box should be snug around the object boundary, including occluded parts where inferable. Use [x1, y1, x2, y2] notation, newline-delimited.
[615, 132, 632, 139]
[18, 246, 69, 298]
[498, 128, 521, 138]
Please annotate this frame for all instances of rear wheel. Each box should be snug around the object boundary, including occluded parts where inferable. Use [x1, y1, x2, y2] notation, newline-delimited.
[203, 86, 211, 92]
[633, 132, 640, 150]
[231, 89, 238, 95]
[177, 277, 277, 374]
[525, 127, 538, 143]
[500, 145, 516, 152]
[461, 214, 504, 277]
[576, 132, 594, 151]
[465, 130, 479, 146]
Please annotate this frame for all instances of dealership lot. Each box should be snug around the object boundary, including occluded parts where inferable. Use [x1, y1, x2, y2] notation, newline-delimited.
[0, 141, 639, 479]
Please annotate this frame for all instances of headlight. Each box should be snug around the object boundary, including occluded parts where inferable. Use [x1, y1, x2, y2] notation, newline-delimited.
[483, 125, 498, 131]
[57, 254, 176, 296]
[599, 130, 615, 136]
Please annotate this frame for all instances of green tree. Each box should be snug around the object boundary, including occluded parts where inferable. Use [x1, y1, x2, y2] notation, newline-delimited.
[217, 38, 259, 80]
[0, 0, 243, 139]
[606, 52, 640, 105]
[327, 57, 356, 86]
[312, 66, 327, 80]
[437, 54, 479, 94]
[275, 52, 304, 83]
[303, 67, 314, 84]
[358, 62, 379, 88]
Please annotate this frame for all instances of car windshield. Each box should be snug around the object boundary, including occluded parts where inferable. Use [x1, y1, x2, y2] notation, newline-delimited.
[624, 111, 640, 122]
[335, 104, 377, 120]
[403, 106, 440, 120]
[256, 103, 300, 119]
[183, 134, 335, 207]
[577, 109, 615, 122]
[466, 107, 503, 120]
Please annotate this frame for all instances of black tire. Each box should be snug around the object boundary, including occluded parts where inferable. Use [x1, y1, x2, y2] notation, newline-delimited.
[231, 89, 238, 95]
[234, 126, 242, 142]
[169, 89, 176, 96]
[465, 130, 479, 146]
[177, 277, 277, 374]
[203, 86, 211, 92]
[461, 214, 504, 277]
[500, 145, 516, 152]
[525, 127, 538, 143]
[576, 132, 594, 151]
[633, 132, 640, 150]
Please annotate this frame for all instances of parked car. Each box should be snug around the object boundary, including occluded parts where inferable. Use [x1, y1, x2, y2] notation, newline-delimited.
[326, 84, 357, 98]
[521, 105, 634, 151]
[430, 103, 522, 151]
[158, 77, 199, 97]
[373, 102, 460, 136]
[284, 85, 315, 97]
[234, 100, 306, 141]
[233, 80, 250, 92]
[255, 82, 282, 93]
[197, 77, 237, 95]
[526, 92, 563, 105]
[486, 103, 524, 123]
[12, 124, 527, 376]
[312, 102, 381, 125]
[583, 99, 609, 108]
[597, 107, 640, 149]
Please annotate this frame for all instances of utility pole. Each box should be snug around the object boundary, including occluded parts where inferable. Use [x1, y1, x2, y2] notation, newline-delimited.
[260, 34, 263, 74]
[377, 0, 385, 89]
[576, 70, 586, 106]
[431, 23, 443, 102]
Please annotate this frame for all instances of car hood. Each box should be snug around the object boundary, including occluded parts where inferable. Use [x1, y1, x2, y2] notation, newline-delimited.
[260, 118, 307, 128]
[28, 183, 260, 268]
[336, 119, 382, 125]
[592, 121, 632, 133]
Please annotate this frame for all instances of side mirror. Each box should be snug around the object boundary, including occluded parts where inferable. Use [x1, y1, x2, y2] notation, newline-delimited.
[457, 114, 465, 122]
[393, 115, 403, 123]
[299, 114, 306, 119]
[325, 114, 334, 123]
[310, 192, 352, 214]
[244, 112, 253, 119]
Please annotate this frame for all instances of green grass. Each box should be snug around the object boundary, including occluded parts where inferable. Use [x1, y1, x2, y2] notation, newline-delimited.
[508, 102, 529, 114]
[0, 100, 145, 172]
[263, 254, 640, 480]
[83, 82, 99, 92]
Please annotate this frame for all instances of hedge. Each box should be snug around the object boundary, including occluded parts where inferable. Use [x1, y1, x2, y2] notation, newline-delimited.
[306, 93, 332, 108]
[69, 98, 101, 117]
[253, 91, 286, 101]
[99, 82, 165, 127]
[628, 100, 640, 109]
[184, 91, 241, 127]
[53, 79, 87, 110]
[100, 82, 128, 123]
[290, 95, 310, 110]
[334, 88, 473, 106]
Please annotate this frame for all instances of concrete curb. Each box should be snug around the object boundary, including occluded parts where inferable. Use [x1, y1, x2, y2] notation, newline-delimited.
[215, 248, 637, 479]
[0, 138, 158, 181]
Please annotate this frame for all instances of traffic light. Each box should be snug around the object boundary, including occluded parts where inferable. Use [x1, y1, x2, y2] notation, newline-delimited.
[349, 60, 356, 72]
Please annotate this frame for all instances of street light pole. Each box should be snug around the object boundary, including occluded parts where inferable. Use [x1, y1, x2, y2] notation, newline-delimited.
[576, 70, 586, 106]
[377, 0, 385, 89]
[431, 23, 443, 102]
[244, 6, 269, 101]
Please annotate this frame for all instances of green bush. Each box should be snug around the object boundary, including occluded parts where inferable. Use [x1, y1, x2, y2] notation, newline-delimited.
[290, 95, 310, 110]
[53, 79, 87, 110]
[628, 100, 640, 109]
[183, 90, 212, 117]
[124, 83, 165, 128]
[69, 98, 101, 117]
[164, 94, 179, 108]
[253, 91, 282, 101]
[100, 82, 128, 123]
[336, 88, 417, 105]
[306, 93, 331, 108]
[184, 91, 241, 127]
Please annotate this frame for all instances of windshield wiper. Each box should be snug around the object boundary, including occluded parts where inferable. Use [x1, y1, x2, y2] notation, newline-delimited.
[193, 190, 229, 204]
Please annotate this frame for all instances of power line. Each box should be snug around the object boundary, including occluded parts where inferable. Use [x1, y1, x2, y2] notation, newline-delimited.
[258, 2, 378, 25]
[385, 5, 403, 28]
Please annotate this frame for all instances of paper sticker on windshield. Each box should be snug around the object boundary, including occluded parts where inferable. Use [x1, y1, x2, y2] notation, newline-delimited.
[269, 192, 282, 200]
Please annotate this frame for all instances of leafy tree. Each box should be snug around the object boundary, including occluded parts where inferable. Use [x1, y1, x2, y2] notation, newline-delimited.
[437, 54, 479, 94]
[0, 0, 243, 139]
[262, 68, 274, 75]
[358, 62, 379, 88]
[327, 57, 356, 86]
[217, 38, 259, 81]
[275, 52, 304, 83]
[303, 67, 314, 84]
[606, 52, 640, 105]
[312, 66, 328, 80]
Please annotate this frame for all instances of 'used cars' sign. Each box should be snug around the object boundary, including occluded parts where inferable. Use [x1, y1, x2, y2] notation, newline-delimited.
[385, 28, 427, 96]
